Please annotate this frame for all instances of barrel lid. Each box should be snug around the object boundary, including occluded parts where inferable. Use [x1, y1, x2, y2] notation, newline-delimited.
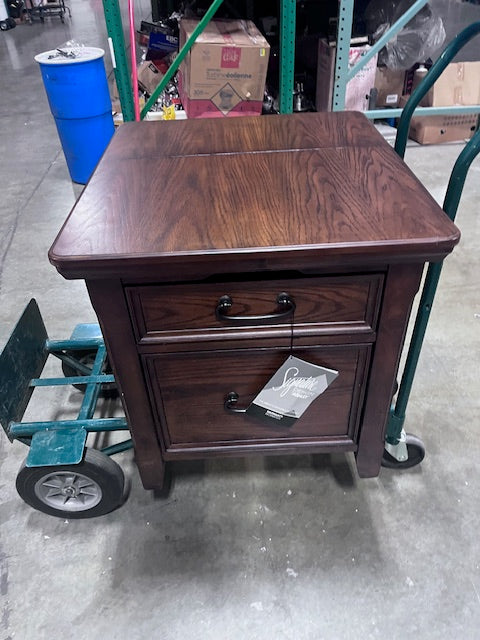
[35, 47, 105, 65]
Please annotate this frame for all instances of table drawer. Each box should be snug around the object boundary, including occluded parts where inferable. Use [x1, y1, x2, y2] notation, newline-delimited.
[127, 275, 383, 344]
[144, 344, 370, 452]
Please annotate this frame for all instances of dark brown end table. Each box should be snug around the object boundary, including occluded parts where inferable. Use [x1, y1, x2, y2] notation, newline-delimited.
[49, 113, 460, 489]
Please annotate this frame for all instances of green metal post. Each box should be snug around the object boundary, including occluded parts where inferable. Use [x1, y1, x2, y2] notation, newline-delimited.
[9, 418, 129, 439]
[102, 0, 135, 123]
[347, 0, 428, 82]
[141, 0, 224, 119]
[78, 345, 107, 421]
[442, 126, 480, 218]
[332, 0, 354, 111]
[278, 0, 296, 114]
[386, 126, 480, 444]
[101, 439, 134, 456]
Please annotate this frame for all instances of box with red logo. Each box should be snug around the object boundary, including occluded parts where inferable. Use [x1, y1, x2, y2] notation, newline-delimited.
[178, 19, 270, 118]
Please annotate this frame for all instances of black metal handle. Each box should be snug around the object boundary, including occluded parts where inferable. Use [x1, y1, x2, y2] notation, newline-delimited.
[215, 292, 295, 325]
[224, 391, 248, 413]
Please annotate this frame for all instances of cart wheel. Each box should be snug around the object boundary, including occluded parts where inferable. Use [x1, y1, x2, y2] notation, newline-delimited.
[16, 448, 126, 518]
[382, 433, 426, 470]
[62, 350, 118, 397]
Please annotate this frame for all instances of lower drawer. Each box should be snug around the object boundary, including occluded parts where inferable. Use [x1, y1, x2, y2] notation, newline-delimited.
[144, 345, 370, 453]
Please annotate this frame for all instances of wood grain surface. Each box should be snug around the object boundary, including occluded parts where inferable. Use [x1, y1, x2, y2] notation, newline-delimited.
[145, 345, 370, 449]
[126, 274, 382, 343]
[49, 113, 459, 280]
[101, 111, 383, 158]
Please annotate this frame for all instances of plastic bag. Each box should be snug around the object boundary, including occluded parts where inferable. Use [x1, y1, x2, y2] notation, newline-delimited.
[47, 40, 86, 60]
[365, 0, 446, 70]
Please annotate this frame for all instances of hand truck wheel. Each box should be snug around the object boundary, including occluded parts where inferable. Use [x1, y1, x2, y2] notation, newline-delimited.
[381, 433, 426, 470]
[16, 448, 127, 518]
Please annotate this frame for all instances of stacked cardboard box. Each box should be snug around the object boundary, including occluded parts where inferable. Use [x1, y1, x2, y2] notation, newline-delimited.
[374, 67, 407, 109]
[316, 39, 378, 112]
[178, 19, 270, 118]
[406, 61, 480, 144]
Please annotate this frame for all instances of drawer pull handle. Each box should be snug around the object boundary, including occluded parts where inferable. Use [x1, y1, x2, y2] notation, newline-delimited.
[224, 391, 248, 413]
[215, 292, 296, 325]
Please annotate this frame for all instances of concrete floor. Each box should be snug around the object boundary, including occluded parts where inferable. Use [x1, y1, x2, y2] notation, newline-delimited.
[1, 3, 480, 639]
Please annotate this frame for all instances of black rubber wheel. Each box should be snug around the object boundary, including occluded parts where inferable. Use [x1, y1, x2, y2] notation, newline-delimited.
[61, 349, 118, 398]
[382, 433, 426, 470]
[16, 448, 126, 518]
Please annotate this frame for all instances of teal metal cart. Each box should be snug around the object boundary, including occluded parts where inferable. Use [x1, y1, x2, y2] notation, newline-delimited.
[0, 299, 132, 518]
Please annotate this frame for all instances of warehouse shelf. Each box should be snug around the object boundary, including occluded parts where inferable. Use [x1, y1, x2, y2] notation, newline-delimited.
[103, 0, 480, 122]
[334, 0, 480, 120]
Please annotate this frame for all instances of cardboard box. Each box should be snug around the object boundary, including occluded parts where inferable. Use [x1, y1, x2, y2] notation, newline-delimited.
[137, 20, 179, 62]
[374, 67, 406, 108]
[408, 114, 478, 144]
[111, 62, 163, 99]
[178, 19, 270, 118]
[418, 61, 480, 107]
[137, 61, 164, 95]
[316, 39, 378, 112]
[145, 31, 178, 66]
[399, 97, 478, 144]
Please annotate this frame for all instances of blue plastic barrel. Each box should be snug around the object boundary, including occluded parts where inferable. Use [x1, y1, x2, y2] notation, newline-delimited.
[35, 47, 114, 184]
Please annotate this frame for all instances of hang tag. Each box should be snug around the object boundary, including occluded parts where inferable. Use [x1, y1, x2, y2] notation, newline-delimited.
[245, 355, 338, 427]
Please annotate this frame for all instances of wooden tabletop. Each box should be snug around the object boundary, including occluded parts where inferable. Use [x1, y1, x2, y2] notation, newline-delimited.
[49, 112, 460, 279]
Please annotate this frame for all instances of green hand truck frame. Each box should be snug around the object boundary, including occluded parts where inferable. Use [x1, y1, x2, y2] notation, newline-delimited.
[0, 299, 132, 518]
[382, 21, 480, 468]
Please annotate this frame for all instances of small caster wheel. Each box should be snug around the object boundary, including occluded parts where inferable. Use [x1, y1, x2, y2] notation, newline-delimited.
[16, 448, 127, 518]
[62, 349, 118, 398]
[382, 433, 425, 470]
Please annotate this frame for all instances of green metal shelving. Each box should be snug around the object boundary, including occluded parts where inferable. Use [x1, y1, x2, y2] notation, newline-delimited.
[279, 0, 296, 114]
[141, 0, 225, 119]
[103, 0, 479, 121]
[102, 0, 135, 122]
[102, 0, 297, 120]
[334, 0, 480, 120]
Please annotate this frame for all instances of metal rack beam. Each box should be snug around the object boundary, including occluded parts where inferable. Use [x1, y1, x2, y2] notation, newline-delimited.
[334, 0, 480, 121]
[364, 105, 480, 119]
[347, 0, 429, 82]
[103, 0, 135, 123]
[141, 0, 225, 118]
[104, 0, 299, 120]
[279, 0, 296, 114]
[332, 0, 354, 112]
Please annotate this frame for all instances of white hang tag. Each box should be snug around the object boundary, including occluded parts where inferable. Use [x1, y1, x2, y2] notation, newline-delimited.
[245, 355, 338, 427]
